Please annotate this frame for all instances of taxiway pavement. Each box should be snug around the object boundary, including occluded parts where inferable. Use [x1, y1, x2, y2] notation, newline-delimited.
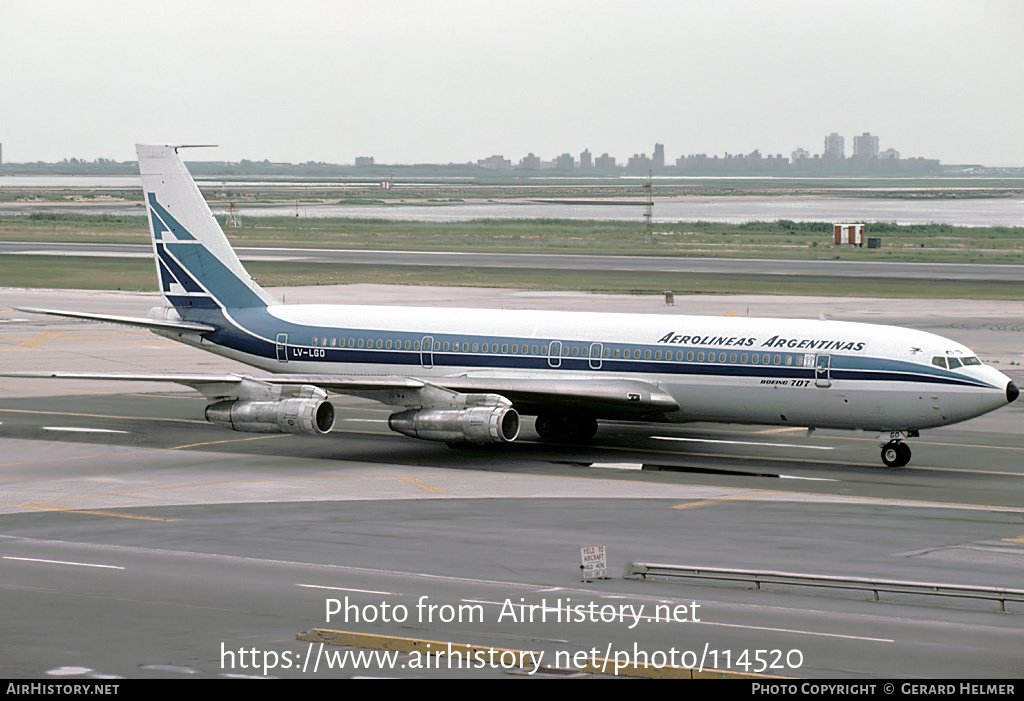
[1, 286, 1023, 679]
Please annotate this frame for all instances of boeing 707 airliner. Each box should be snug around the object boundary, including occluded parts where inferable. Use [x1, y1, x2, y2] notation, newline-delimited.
[10, 145, 1019, 467]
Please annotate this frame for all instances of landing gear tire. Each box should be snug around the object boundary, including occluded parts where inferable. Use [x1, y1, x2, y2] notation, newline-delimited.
[881, 440, 911, 467]
[534, 413, 598, 442]
[534, 413, 558, 440]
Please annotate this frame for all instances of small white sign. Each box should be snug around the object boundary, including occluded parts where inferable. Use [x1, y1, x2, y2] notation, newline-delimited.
[581, 545, 607, 581]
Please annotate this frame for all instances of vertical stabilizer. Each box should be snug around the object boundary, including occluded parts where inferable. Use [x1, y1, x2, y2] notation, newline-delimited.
[137, 144, 277, 312]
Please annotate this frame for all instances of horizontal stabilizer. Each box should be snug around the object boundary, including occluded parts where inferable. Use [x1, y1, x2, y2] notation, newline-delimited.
[16, 307, 215, 333]
[0, 371, 242, 383]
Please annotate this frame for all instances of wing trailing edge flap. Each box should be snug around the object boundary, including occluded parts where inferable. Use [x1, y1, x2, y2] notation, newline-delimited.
[257, 376, 490, 410]
[252, 375, 678, 415]
[435, 376, 680, 415]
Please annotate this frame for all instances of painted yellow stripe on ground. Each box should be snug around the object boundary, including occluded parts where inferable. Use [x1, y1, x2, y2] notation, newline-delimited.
[170, 434, 287, 450]
[3, 474, 453, 512]
[14, 330, 64, 348]
[15, 502, 181, 522]
[296, 628, 765, 679]
[395, 475, 447, 494]
[1002, 535, 1024, 544]
[0, 449, 153, 469]
[672, 492, 769, 510]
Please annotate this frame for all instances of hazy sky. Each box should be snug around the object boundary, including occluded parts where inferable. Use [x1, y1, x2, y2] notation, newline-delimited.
[2, 0, 1022, 166]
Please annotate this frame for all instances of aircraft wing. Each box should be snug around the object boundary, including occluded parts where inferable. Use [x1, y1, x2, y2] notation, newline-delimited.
[1, 371, 677, 417]
[0, 371, 423, 400]
[251, 374, 677, 416]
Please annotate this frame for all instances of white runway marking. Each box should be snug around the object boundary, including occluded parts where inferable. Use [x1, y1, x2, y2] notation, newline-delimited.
[45, 666, 94, 676]
[4, 556, 124, 570]
[42, 426, 129, 434]
[298, 583, 395, 595]
[652, 436, 833, 450]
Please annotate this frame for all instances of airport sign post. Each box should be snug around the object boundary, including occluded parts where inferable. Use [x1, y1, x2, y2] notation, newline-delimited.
[581, 545, 608, 582]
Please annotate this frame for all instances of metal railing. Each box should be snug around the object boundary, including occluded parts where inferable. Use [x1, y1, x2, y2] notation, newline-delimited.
[624, 562, 1024, 612]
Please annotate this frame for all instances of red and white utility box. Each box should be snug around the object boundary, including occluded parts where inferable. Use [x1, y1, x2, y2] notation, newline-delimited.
[834, 223, 865, 246]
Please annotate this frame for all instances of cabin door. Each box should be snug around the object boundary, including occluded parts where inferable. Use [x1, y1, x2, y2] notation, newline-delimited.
[276, 333, 288, 363]
[548, 341, 562, 368]
[420, 336, 434, 368]
[815, 354, 832, 388]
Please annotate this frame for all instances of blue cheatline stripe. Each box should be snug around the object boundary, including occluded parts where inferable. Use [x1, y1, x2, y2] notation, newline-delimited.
[204, 308, 995, 390]
[165, 295, 219, 309]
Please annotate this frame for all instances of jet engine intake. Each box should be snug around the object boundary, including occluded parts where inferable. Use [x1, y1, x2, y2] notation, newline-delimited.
[388, 405, 520, 444]
[206, 396, 335, 435]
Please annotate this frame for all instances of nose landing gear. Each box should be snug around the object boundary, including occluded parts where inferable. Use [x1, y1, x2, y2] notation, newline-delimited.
[881, 440, 912, 467]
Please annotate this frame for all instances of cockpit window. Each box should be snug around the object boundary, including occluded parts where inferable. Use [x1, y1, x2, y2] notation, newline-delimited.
[934, 355, 981, 370]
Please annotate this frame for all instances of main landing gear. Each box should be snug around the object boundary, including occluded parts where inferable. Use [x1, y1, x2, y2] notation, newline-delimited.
[534, 412, 598, 442]
[881, 440, 912, 468]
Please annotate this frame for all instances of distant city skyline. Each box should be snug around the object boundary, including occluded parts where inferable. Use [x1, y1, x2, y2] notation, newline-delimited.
[2, 2, 1022, 166]
[0, 130, 946, 169]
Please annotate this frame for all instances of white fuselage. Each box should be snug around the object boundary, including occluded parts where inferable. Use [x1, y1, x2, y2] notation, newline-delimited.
[170, 302, 1013, 433]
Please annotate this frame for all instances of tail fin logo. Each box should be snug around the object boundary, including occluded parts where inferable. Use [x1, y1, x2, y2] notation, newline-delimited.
[148, 193, 206, 298]
[147, 193, 196, 242]
[139, 144, 275, 312]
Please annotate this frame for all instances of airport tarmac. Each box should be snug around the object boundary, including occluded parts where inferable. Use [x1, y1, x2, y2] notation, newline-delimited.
[2, 286, 1024, 679]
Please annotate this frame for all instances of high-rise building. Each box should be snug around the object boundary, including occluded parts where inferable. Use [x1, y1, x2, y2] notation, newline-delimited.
[824, 132, 844, 159]
[853, 132, 880, 159]
[579, 149, 592, 169]
[627, 153, 652, 171]
[595, 153, 616, 170]
[477, 155, 511, 170]
[653, 143, 665, 170]
[518, 153, 541, 169]
[554, 153, 575, 170]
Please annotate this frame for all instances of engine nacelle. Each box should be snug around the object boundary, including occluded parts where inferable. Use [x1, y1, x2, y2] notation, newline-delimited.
[388, 405, 520, 444]
[205, 397, 335, 435]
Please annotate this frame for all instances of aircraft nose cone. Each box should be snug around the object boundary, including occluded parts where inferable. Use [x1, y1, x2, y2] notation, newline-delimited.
[1008, 381, 1020, 404]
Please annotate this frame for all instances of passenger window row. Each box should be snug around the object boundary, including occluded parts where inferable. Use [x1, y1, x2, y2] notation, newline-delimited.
[306, 335, 810, 367]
